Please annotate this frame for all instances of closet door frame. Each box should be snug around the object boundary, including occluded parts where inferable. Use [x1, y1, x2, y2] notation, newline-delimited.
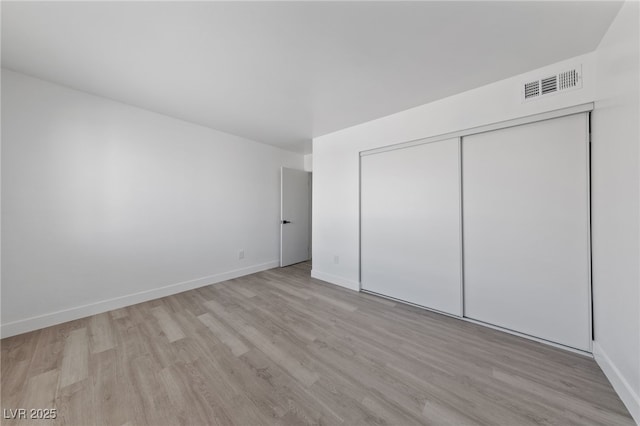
[358, 102, 593, 354]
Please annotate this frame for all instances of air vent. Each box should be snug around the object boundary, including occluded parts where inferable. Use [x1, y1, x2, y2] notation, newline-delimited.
[541, 76, 557, 94]
[524, 81, 540, 99]
[559, 69, 579, 90]
[522, 66, 582, 102]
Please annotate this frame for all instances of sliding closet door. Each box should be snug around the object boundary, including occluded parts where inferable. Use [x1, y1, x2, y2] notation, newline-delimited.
[462, 113, 590, 351]
[361, 138, 462, 315]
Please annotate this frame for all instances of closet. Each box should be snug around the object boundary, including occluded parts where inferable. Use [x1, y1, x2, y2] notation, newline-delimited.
[360, 109, 591, 352]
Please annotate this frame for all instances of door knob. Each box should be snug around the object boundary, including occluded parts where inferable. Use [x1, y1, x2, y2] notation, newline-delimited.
[282, 220, 291, 224]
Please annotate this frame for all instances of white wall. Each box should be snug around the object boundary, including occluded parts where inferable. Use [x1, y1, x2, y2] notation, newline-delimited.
[312, 53, 596, 290]
[591, 1, 640, 422]
[1, 70, 303, 337]
[304, 154, 313, 172]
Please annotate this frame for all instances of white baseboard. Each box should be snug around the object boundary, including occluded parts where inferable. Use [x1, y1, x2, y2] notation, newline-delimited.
[311, 269, 359, 292]
[0, 260, 279, 338]
[593, 341, 640, 424]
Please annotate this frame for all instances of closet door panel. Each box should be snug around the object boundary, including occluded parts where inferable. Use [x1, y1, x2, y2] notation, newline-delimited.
[462, 113, 590, 351]
[361, 138, 462, 315]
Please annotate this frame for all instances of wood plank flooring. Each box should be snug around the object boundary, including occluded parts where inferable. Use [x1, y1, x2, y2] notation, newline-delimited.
[1, 262, 634, 425]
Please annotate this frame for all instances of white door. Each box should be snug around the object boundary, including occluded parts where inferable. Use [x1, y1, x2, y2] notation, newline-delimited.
[361, 138, 462, 315]
[462, 113, 591, 351]
[280, 167, 311, 267]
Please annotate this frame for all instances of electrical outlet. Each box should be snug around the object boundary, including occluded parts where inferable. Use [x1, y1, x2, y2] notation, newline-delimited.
[239, 250, 245, 260]
[334, 255, 339, 264]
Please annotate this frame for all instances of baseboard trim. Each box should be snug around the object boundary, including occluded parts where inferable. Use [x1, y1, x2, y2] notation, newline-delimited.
[310, 269, 359, 291]
[593, 341, 640, 424]
[0, 260, 279, 338]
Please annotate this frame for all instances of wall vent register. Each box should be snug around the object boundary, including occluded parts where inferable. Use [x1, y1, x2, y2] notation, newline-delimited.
[523, 66, 582, 101]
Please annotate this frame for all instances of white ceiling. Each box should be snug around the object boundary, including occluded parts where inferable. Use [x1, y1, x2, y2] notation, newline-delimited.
[2, 1, 622, 154]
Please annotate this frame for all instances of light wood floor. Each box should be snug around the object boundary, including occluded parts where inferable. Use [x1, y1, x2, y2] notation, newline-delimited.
[1, 262, 634, 425]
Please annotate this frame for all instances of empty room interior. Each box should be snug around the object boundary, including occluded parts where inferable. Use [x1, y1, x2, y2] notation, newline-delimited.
[1, 1, 639, 425]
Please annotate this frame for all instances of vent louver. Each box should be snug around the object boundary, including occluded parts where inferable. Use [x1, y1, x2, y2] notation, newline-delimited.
[524, 81, 540, 99]
[559, 69, 579, 90]
[522, 66, 582, 102]
[541, 76, 557, 94]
